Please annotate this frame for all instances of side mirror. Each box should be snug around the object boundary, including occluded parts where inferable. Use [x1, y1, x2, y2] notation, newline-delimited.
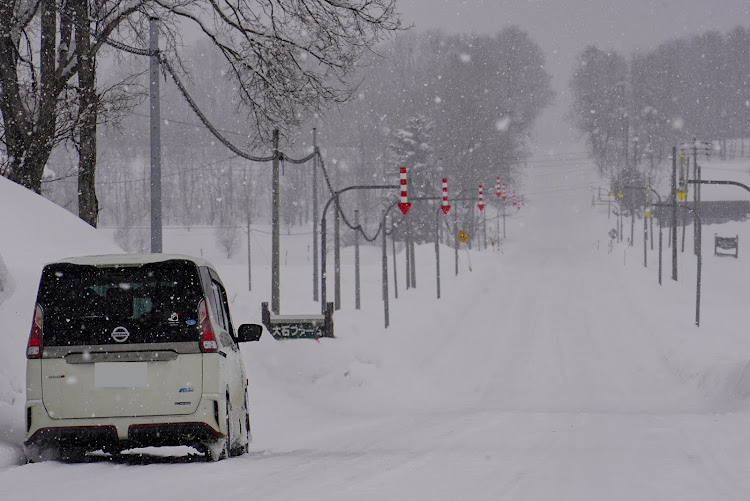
[237, 324, 263, 343]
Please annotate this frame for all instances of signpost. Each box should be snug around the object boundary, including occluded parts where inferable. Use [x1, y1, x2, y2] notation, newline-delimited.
[714, 234, 739, 258]
[262, 302, 334, 339]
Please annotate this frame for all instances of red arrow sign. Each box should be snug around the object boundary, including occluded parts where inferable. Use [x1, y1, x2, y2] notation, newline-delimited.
[398, 167, 411, 214]
[441, 177, 450, 215]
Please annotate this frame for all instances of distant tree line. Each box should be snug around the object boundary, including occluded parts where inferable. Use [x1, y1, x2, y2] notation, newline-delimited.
[570, 26, 750, 184]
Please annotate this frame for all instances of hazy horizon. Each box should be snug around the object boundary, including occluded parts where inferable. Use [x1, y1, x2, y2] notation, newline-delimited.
[398, 0, 750, 150]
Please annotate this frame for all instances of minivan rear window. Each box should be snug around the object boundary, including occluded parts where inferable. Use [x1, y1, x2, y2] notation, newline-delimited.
[37, 260, 204, 346]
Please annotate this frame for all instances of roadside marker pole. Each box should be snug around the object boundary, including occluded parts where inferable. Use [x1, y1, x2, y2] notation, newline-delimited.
[441, 178, 451, 215]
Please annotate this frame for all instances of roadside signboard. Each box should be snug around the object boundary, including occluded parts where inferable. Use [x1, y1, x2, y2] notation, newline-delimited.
[261, 302, 334, 339]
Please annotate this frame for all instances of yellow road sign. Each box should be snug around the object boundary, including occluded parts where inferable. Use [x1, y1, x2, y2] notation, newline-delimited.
[457, 230, 469, 243]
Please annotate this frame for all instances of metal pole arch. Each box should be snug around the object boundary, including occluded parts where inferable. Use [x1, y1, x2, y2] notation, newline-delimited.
[319, 184, 398, 315]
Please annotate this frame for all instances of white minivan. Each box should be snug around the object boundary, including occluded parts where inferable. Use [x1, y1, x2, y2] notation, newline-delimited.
[24, 254, 263, 462]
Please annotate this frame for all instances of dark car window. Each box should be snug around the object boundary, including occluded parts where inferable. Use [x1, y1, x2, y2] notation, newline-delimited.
[215, 281, 235, 336]
[37, 260, 204, 346]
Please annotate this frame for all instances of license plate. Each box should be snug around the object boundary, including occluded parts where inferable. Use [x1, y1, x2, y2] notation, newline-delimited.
[95, 362, 147, 388]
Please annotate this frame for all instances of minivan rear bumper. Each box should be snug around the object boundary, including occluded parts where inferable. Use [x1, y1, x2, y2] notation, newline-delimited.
[24, 394, 224, 452]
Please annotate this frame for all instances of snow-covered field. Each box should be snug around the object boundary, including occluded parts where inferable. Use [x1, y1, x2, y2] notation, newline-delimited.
[1, 152, 750, 500]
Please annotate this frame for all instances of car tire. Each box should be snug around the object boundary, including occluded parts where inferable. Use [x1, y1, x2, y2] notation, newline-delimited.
[207, 396, 231, 462]
[230, 391, 249, 457]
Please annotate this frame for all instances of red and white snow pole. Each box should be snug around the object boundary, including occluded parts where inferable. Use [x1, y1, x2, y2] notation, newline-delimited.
[495, 177, 501, 198]
[477, 184, 485, 211]
[441, 178, 451, 215]
[501, 183, 507, 201]
[512, 191, 517, 207]
[397, 167, 411, 215]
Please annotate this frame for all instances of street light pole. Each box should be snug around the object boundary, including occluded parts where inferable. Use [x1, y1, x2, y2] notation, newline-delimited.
[312, 128, 319, 302]
[381, 210, 389, 328]
[149, 17, 162, 254]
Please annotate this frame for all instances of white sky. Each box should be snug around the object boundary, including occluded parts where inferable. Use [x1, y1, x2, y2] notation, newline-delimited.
[398, 0, 750, 148]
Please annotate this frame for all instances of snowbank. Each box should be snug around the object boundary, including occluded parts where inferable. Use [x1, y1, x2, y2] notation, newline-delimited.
[0, 176, 121, 461]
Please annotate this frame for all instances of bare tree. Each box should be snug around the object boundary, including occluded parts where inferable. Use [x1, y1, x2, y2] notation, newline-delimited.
[0, 2, 142, 187]
[0, 0, 403, 225]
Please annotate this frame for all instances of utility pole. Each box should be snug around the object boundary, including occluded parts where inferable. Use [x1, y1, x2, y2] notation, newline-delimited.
[334, 196, 341, 310]
[496, 208, 500, 249]
[643, 209, 648, 268]
[381, 210, 389, 328]
[410, 224, 417, 288]
[312, 128, 319, 302]
[624, 114, 630, 170]
[354, 210, 361, 310]
[405, 221, 411, 290]
[271, 129, 280, 314]
[149, 17, 162, 254]
[483, 210, 487, 249]
[682, 157, 688, 253]
[247, 213, 253, 291]
[688, 137, 701, 256]
[671, 146, 678, 281]
[503, 204, 506, 238]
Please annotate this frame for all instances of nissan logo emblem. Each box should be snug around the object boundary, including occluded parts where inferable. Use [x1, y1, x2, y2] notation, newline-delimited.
[111, 326, 130, 343]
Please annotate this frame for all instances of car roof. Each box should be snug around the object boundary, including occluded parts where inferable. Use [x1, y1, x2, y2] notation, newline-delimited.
[46, 253, 216, 270]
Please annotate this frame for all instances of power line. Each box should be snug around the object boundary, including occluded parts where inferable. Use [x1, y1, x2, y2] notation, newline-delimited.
[52, 2, 154, 57]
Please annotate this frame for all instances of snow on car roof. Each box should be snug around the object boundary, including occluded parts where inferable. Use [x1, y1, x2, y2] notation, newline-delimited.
[46, 253, 216, 270]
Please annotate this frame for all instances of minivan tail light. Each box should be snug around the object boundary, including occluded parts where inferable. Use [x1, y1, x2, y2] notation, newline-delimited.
[198, 299, 218, 352]
[27, 304, 43, 359]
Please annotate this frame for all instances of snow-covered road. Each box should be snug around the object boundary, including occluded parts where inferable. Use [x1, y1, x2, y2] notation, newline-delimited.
[3, 155, 750, 500]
